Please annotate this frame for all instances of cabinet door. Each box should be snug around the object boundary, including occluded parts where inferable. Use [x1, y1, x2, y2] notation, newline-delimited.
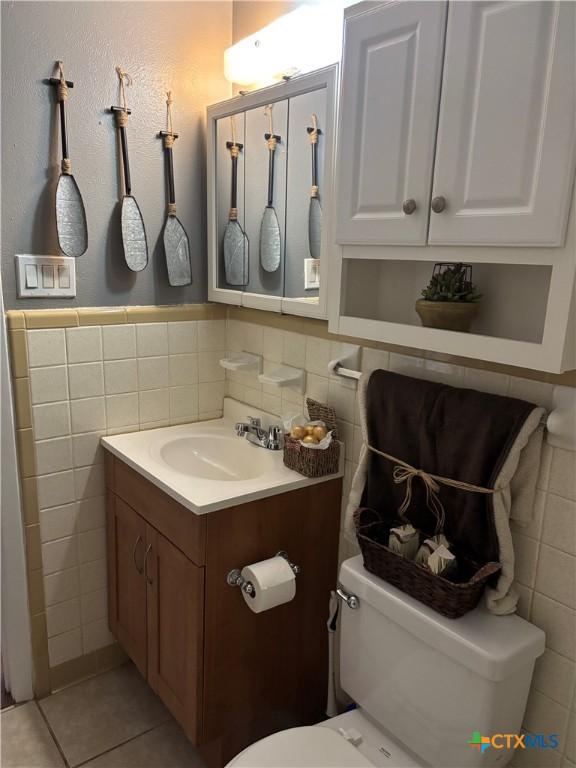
[335, 1, 447, 245]
[107, 494, 147, 678]
[429, 1, 576, 246]
[145, 526, 204, 744]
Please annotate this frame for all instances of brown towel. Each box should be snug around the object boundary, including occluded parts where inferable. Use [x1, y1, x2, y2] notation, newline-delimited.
[360, 370, 538, 567]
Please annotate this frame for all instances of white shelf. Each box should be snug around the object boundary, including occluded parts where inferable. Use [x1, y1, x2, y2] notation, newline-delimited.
[219, 353, 262, 373]
[258, 365, 305, 392]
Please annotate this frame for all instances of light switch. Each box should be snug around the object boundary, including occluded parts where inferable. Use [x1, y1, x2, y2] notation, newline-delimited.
[25, 264, 38, 289]
[42, 265, 55, 288]
[58, 265, 70, 289]
[16, 255, 76, 298]
[304, 258, 320, 290]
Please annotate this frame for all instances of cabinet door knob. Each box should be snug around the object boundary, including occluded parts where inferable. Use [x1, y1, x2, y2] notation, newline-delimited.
[402, 198, 417, 215]
[431, 196, 446, 213]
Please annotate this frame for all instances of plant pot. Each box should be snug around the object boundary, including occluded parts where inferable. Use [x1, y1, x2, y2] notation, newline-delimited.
[415, 299, 480, 333]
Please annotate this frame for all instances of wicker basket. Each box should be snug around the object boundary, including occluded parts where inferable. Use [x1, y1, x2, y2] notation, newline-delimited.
[283, 399, 340, 478]
[355, 508, 501, 618]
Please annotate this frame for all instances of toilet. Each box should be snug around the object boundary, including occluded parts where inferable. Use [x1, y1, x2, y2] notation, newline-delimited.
[227, 555, 545, 768]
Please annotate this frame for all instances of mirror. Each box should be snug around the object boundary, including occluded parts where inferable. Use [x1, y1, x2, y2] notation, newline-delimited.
[207, 66, 337, 317]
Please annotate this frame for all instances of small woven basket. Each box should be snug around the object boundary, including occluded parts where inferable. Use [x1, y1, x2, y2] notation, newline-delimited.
[283, 398, 340, 478]
[354, 507, 501, 618]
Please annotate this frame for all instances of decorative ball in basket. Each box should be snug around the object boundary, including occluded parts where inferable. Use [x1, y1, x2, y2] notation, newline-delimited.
[283, 398, 340, 478]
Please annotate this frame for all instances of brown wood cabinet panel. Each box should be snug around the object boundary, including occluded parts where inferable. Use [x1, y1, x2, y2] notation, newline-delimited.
[107, 494, 148, 678]
[146, 525, 204, 744]
[201, 479, 342, 761]
[108, 454, 206, 566]
[104, 450, 115, 489]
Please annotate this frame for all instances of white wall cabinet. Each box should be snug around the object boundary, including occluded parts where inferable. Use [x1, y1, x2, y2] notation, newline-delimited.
[336, 0, 576, 248]
[335, 1, 446, 246]
[329, 0, 576, 373]
[430, 1, 576, 246]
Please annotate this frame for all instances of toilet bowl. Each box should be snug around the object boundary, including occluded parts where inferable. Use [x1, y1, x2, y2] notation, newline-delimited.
[227, 556, 545, 768]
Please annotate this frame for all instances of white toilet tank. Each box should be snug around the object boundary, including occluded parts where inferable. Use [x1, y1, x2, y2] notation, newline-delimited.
[339, 557, 545, 768]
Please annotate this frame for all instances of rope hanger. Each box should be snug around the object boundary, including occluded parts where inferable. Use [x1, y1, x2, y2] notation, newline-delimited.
[114, 66, 132, 127]
[229, 115, 239, 158]
[56, 60, 68, 102]
[264, 104, 277, 151]
[166, 91, 173, 134]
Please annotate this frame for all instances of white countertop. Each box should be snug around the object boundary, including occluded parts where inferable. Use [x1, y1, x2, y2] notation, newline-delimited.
[101, 398, 344, 515]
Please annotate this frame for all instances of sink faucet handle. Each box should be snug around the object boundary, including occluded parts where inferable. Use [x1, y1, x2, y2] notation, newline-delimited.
[267, 425, 285, 450]
[248, 416, 262, 427]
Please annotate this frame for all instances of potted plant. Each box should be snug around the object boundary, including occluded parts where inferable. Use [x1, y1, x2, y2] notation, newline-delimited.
[415, 263, 482, 333]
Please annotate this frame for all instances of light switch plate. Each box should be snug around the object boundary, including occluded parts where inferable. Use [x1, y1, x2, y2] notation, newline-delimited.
[16, 255, 76, 298]
[304, 258, 320, 290]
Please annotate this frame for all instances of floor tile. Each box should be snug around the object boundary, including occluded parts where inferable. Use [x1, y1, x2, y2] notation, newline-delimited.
[1, 701, 65, 768]
[84, 721, 205, 768]
[38, 664, 169, 767]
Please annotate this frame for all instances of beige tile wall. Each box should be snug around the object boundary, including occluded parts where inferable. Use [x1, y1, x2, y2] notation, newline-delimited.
[224, 313, 576, 768]
[7, 302, 576, 762]
[6, 305, 226, 695]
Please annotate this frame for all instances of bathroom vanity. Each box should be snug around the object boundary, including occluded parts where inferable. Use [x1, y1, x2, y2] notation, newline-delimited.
[102, 403, 343, 766]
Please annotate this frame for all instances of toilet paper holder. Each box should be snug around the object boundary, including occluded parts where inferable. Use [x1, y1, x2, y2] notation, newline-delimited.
[227, 551, 300, 598]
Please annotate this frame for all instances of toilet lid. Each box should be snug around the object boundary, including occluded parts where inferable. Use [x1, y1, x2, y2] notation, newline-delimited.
[227, 726, 374, 767]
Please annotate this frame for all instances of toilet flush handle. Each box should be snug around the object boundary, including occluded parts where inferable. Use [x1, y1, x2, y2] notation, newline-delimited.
[336, 587, 359, 609]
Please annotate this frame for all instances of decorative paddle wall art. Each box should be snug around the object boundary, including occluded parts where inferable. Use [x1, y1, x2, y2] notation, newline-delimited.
[307, 114, 322, 260]
[223, 116, 249, 286]
[158, 92, 192, 287]
[47, 61, 88, 258]
[110, 66, 148, 272]
[259, 104, 281, 273]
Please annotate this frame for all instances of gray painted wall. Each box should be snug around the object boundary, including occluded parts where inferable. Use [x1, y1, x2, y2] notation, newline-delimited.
[1, 1, 231, 309]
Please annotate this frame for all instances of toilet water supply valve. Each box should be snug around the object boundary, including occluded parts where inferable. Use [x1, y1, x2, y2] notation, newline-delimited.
[227, 551, 300, 598]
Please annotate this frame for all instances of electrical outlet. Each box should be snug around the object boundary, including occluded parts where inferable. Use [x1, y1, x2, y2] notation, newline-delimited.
[16, 255, 76, 298]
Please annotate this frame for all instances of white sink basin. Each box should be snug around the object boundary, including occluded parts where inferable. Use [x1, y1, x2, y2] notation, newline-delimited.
[158, 434, 275, 481]
[101, 398, 343, 515]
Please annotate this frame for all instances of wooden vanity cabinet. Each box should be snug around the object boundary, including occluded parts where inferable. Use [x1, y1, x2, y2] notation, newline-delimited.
[105, 452, 342, 766]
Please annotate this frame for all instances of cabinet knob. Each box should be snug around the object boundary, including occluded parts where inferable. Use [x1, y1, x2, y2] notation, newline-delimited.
[402, 199, 417, 215]
[431, 196, 446, 213]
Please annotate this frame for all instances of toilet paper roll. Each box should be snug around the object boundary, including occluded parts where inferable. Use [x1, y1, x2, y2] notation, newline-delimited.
[240, 556, 296, 613]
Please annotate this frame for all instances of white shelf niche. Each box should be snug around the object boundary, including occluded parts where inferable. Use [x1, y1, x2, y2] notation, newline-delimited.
[342, 259, 552, 345]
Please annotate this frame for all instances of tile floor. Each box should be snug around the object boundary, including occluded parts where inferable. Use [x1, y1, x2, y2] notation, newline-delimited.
[1, 663, 206, 768]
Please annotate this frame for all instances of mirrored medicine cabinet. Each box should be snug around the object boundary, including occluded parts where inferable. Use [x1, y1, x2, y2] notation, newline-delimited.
[207, 65, 337, 318]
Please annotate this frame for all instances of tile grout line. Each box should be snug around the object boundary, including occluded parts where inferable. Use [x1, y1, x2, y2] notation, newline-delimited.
[34, 699, 71, 768]
[72, 718, 174, 768]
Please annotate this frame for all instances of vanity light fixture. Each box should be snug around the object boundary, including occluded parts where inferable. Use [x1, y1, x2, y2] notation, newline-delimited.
[224, 3, 346, 88]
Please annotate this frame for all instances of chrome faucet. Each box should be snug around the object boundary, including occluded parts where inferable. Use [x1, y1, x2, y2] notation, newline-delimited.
[235, 416, 284, 451]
